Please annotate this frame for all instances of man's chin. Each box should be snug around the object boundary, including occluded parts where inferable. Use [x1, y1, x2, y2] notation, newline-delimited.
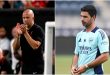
[83, 24, 88, 27]
[83, 24, 86, 27]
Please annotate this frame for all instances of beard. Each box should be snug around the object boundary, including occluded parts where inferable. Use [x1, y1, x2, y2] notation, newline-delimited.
[82, 21, 87, 26]
[82, 19, 92, 28]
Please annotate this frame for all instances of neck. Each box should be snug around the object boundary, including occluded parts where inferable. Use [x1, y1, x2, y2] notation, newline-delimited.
[86, 23, 96, 32]
[28, 21, 34, 29]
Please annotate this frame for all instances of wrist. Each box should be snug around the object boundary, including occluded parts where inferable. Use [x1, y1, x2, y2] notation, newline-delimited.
[24, 31, 28, 35]
[84, 64, 89, 70]
[71, 64, 77, 68]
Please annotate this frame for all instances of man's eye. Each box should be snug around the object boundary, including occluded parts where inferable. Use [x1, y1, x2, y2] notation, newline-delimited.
[84, 16, 87, 18]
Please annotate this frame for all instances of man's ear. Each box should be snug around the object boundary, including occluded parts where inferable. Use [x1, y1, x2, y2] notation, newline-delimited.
[92, 15, 96, 21]
[33, 17, 34, 20]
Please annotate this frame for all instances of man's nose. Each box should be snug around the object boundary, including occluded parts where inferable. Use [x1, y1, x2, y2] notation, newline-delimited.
[24, 18, 27, 21]
[81, 17, 84, 21]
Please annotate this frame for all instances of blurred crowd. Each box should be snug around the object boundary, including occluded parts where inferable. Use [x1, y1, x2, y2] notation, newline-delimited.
[0, 0, 53, 9]
[0, 25, 21, 74]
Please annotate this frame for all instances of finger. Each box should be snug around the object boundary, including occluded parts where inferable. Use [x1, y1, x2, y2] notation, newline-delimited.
[75, 69, 80, 74]
[16, 23, 20, 28]
[73, 70, 78, 74]
[71, 70, 74, 75]
[77, 69, 82, 74]
[71, 68, 76, 75]
[77, 72, 81, 74]
[21, 25, 26, 28]
[72, 68, 78, 73]
[74, 72, 80, 75]
[71, 69, 74, 73]
[16, 23, 20, 26]
[19, 25, 24, 30]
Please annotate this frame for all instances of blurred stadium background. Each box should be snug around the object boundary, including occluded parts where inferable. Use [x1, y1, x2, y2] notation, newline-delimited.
[55, 1, 110, 74]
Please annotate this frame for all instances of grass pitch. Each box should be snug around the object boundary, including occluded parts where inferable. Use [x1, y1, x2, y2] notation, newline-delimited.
[56, 55, 110, 74]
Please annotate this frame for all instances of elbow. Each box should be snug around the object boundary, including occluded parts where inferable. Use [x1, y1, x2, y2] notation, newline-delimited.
[32, 45, 40, 49]
[32, 42, 41, 50]
[103, 52, 109, 62]
[13, 43, 20, 51]
[13, 43, 16, 50]
[13, 46, 19, 51]
[106, 54, 109, 61]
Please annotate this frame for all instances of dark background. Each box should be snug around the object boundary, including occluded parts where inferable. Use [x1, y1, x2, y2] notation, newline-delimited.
[56, 36, 110, 55]
[0, 8, 54, 39]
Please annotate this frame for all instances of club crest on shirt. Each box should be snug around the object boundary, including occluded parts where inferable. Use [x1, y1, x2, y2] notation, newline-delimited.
[89, 37, 93, 43]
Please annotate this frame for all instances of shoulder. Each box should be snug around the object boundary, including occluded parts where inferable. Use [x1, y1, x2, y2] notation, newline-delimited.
[89, 26, 107, 36]
[96, 28, 107, 35]
[96, 28, 108, 39]
[33, 24, 44, 32]
[34, 24, 43, 29]
[32, 24, 44, 36]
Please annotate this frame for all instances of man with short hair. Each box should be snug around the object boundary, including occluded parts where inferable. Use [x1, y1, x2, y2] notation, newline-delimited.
[71, 5, 109, 75]
[13, 9, 44, 74]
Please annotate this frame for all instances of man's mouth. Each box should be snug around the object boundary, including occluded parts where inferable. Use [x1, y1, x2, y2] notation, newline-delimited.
[82, 21, 86, 25]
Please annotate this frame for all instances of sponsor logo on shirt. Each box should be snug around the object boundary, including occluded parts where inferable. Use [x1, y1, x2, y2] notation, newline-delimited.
[79, 45, 92, 54]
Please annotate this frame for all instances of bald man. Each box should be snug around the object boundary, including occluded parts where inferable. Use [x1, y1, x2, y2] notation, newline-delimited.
[13, 9, 44, 74]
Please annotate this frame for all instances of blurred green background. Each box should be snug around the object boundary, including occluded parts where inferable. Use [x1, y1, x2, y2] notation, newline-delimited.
[56, 55, 110, 74]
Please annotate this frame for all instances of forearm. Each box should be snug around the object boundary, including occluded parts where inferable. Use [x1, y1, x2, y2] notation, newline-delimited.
[13, 37, 20, 51]
[71, 54, 79, 67]
[24, 31, 41, 49]
[88, 52, 109, 68]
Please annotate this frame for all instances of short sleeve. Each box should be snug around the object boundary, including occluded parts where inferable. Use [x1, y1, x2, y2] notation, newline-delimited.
[98, 30, 109, 53]
[32, 26, 44, 43]
[74, 34, 79, 55]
